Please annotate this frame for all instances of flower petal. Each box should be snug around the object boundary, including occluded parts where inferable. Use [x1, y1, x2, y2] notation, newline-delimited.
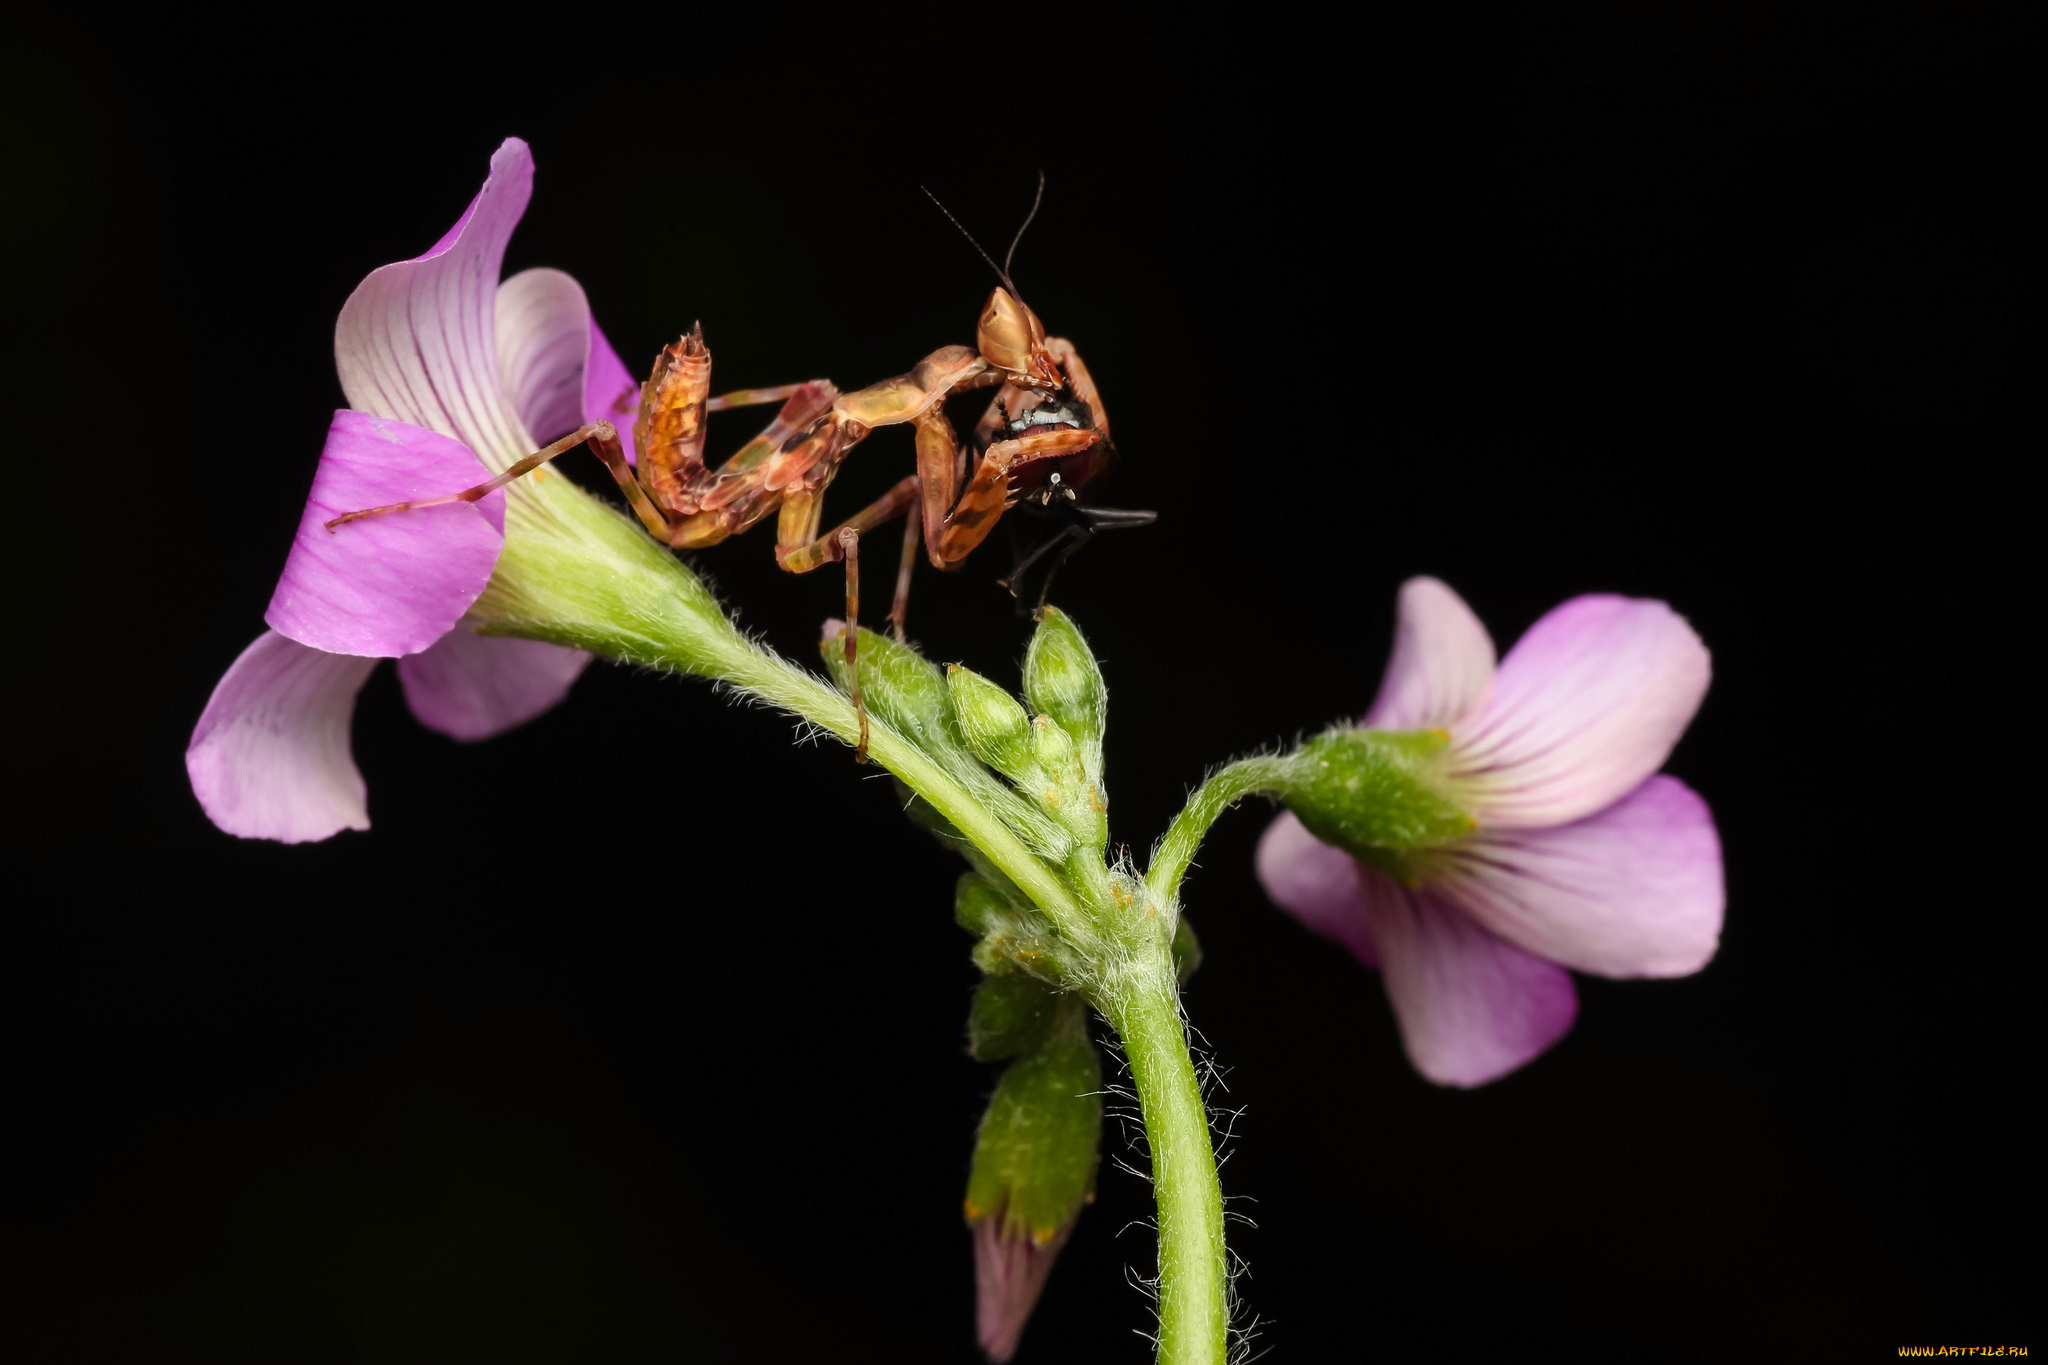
[1357, 874, 1578, 1087]
[496, 267, 591, 445]
[335, 137, 537, 471]
[974, 1216, 1070, 1363]
[187, 631, 378, 843]
[1362, 576, 1497, 730]
[585, 316, 642, 466]
[1256, 810, 1379, 966]
[264, 411, 505, 658]
[1453, 594, 1711, 827]
[397, 627, 591, 741]
[1439, 775, 1724, 978]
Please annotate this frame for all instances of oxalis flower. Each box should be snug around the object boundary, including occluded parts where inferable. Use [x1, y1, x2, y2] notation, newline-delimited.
[187, 138, 645, 843]
[1257, 576, 1723, 1087]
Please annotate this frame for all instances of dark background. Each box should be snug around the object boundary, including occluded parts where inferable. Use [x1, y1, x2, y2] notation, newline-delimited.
[3, 5, 2032, 1361]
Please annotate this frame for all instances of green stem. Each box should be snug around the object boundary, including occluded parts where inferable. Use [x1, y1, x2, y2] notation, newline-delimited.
[1145, 755, 1297, 909]
[482, 482, 1237, 1361]
[1099, 954, 1228, 1365]
[476, 484, 1086, 936]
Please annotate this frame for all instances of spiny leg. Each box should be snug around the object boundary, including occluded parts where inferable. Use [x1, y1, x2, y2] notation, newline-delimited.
[323, 422, 667, 538]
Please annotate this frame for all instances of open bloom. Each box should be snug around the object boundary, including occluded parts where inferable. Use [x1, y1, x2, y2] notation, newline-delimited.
[1257, 577, 1723, 1086]
[187, 138, 644, 842]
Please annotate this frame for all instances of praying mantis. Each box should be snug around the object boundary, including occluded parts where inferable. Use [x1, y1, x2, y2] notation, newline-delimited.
[329, 204, 1149, 759]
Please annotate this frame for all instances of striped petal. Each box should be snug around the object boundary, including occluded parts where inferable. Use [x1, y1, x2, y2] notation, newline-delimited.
[1452, 594, 1710, 828]
[264, 410, 504, 658]
[1357, 873, 1579, 1087]
[187, 631, 378, 843]
[397, 627, 590, 742]
[1439, 775, 1724, 978]
[335, 138, 538, 471]
[1362, 576, 1497, 731]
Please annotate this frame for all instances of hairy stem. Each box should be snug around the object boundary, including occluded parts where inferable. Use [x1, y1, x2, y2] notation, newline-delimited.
[1145, 756, 1297, 909]
[1099, 953, 1228, 1365]
[477, 482, 1085, 934]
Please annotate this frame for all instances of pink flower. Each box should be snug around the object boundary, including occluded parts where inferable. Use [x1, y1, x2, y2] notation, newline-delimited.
[1256, 577, 1723, 1086]
[187, 138, 643, 843]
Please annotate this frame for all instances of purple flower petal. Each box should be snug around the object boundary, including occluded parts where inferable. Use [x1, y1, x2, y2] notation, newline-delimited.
[1256, 811, 1380, 966]
[186, 631, 379, 843]
[397, 628, 591, 742]
[1439, 775, 1724, 978]
[973, 1215, 1071, 1363]
[1362, 576, 1497, 730]
[1452, 594, 1710, 828]
[496, 267, 593, 447]
[585, 316, 642, 466]
[264, 411, 505, 658]
[1357, 873, 1578, 1087]
[334, 137, 537, 470]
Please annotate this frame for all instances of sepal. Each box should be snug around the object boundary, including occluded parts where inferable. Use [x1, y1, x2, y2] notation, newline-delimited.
[1276, 727, 1479, 881]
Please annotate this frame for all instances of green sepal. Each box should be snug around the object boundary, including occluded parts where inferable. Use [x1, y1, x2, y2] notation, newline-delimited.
[964, 994, 1103, 1244]
[1277, 728, 1478, 880]
[1023, 607, 1107, 782]
[969, 973, 1060, 1062]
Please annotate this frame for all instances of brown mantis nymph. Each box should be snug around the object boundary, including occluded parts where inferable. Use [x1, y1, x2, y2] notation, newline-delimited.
[328, 235, 1147, 759]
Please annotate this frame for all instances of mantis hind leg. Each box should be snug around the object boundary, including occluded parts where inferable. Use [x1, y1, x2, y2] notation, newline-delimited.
[775, 475, 922, 762]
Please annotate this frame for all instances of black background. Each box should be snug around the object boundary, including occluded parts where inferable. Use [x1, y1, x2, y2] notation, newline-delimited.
[3, 6, 2033, 1361]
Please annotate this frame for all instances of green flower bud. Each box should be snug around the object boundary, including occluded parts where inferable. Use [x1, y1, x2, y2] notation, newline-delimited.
[965, 993, 1102, 1244]
[948, 664, 1037, 781]
[1031, 715, 1107, 849]
[955, 870, 1020, 939]
[969, 972, 1060, 1062]
[1277, 728, 1478, 882]
[816, 623, 971, 764]
[1023, 607, 1106, 771]
[955, 872, 1077, 986]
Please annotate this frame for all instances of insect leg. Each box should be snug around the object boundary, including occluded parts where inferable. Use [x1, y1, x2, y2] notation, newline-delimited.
[838, 527, 868, 762]
[775, 477, 920, 764]
[775, 476, 921, 573]
[889, 511, 919, 643]
[706, 383, 818, 412]
[323, 423, 666, 536]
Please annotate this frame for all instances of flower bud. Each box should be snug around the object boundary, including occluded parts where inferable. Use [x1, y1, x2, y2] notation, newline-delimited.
[1032, 715, 1107, 849]
[1276, 728, 1478, 881]
[965, 995, 1102, 1363]
[948, 664, 1037, 782]
[968, 972, 1059, 1062]
[956, 872, 1076, 986]
[1023, 607, 1106, 780]
[817, 622, 970, 763]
